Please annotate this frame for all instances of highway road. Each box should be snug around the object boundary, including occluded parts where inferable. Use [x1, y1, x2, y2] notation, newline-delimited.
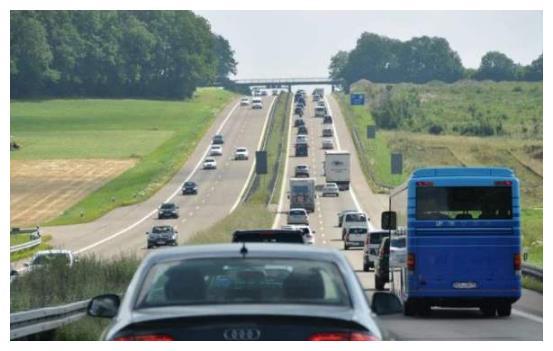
[272, 92, 543, 340]
[43, 96, 276, 259]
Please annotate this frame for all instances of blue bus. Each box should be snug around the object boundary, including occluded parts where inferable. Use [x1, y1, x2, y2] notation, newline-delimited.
[381, 167, 521, 317]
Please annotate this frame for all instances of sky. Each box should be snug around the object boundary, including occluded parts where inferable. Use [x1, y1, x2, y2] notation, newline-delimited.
[196, 11, 543, 79]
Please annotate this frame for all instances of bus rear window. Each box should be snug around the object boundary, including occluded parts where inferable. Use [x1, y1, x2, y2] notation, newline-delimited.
[416, 186, 512, 220]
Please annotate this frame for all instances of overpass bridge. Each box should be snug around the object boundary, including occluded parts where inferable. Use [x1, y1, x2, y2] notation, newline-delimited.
[231, 77, 342, 92]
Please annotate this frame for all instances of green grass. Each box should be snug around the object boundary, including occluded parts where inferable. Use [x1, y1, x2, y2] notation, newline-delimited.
[189, 93, 291, 244]
[10, 88, 236, 225]
[10, 233, 33, 246]
[521, 208, 543, 267]
[521, 276, 542, 293]
[10, 235, 53, 262]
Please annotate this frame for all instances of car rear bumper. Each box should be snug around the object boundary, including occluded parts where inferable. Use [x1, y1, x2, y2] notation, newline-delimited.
[406, 296, 520, 307]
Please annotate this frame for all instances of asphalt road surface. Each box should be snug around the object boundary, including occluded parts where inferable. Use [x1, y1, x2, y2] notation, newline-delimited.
[43, 96, 276, 259]
[272, 93, 542, 340]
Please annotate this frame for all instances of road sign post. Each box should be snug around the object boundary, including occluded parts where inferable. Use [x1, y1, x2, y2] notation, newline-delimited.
[391, 153, 403, 175]
[256, 151, 268, 174]
[367, 125, 376, 139]
[350, 93, 365, 106]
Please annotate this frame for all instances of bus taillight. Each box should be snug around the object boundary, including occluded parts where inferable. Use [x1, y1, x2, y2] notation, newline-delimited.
[514, 253, 521, 271]
[407, 253, 416, 271]
[495, 180, 512, 186]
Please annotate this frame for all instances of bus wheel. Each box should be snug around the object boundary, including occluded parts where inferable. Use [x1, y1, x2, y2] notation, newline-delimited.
[404, 299, 417, 316]
[480, 305, 496, 317]
[418, 302, 431, 316]
[497, 303, 511, 317]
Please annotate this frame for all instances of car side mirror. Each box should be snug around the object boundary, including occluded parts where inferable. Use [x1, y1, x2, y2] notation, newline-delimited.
[381, 211, 397, 230]
[87, 294, 121, 318]
[371, 292, 403, 316]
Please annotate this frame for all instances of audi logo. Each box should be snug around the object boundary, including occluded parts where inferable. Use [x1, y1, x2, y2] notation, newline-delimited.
[223, 328, 261, 341]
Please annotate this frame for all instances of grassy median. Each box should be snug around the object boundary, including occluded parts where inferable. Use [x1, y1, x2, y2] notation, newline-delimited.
[11, 88, 235, 226]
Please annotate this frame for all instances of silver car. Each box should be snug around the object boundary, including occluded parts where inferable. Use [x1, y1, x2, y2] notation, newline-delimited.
[321, 182, 339, 197]
[87, 244, 402, 340]
[322, 138, 334, 150]
[287, 208, 309, 225]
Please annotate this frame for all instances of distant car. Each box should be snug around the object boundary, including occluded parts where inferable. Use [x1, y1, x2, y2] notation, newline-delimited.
[294, 106, 304, 116]
[294, 164, 310, 178]
[344, 226, 369, 250]
[272, 89, 279, 96]
[322, 138, 334, 150]
[252, 102, 263, 110]
[158, 202, 179, 219]
[321, 182, 339, 197]
[25, 250, 76, 271]
[295, 135, 308, 144]
[322, 127, 334, 137]
[294, 118, 305, 127]
[203, 157, 217, 170]
[342, 212, 369, 240]
[147, 225, 178, 249]
[212, 134, 224, 145]
[240, 97, 250, 106]
[86, 244, 399, 340]
[316, 101, 326, 108]
[337, 209, 358, 227]
[287, 208, 309, 225]
[210, 145, 223, 156]
[389, 236, 407, 268]
[363, 230, 389, 271]
[234, 147, 249, 160]
[182, 181, 198, 195]
[297, 125, 308, 135]
[374, 237, 391, 290]
[281, 225, 315, 245]
[232, 229, 304, 244]
[323, 115, 333, 124]
[260, 90, 268, 96]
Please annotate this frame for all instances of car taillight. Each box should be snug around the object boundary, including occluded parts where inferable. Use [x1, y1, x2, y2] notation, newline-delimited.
[495, 180, 512, 186]
[308, 331, 378, 341]
[407, 253, 416, 271]
[416, 181, 434, 187]
[514, 253, 521, 271]
[114, 334, 175, 341]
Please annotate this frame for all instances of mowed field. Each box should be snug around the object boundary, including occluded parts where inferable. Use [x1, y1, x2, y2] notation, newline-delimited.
[335, 82, 543, 266]
[10, 88, 235, 226]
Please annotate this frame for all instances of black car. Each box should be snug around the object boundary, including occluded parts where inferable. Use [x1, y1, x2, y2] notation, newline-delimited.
[297, 125, 308, 135]
[158, 202, 179, 219]
[295, 143, 308, 157]
[182, 181, 198, 195]
[323, 115, 333, 124]
[374, 237, 390, 291]
[147, 225, 178, 249]
[294, 106, 304, 116]
[231, 230, 305, 244]
[294, 118, 305, 127]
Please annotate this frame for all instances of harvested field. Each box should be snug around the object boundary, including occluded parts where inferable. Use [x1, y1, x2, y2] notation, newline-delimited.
[10, 159, 135, 227]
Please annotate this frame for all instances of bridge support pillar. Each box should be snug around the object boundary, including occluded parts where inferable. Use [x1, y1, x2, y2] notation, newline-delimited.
[288, 84, 292, 93]
[331, 85, 335, 93]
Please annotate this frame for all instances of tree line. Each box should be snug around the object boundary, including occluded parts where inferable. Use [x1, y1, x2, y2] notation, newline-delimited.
[11, 11, 237, 99]
[329, 32, 543, 88]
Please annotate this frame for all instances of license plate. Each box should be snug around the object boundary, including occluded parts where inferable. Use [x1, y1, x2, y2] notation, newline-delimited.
[157, 241, 166, 245]
[452, 281, 478, 289]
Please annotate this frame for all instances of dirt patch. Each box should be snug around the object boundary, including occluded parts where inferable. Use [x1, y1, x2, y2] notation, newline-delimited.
[10, 159, 136, 227]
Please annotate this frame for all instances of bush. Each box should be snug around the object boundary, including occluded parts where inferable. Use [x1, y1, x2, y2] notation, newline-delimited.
[428, 124, 444, 135]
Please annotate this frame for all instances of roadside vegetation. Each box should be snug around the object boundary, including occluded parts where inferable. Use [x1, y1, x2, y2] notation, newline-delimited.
[10, 234, 52, 262]
[11, 88, 235, 225]
[189, 93, 291, 244]
[334, 80, 543, 271]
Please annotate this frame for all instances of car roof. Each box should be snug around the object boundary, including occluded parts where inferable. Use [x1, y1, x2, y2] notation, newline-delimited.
[34, 249, 72, 256]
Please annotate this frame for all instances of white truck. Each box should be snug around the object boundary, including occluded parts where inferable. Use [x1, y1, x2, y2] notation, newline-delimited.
[289, 178, 316, 212]
[324, 151, 350, 190]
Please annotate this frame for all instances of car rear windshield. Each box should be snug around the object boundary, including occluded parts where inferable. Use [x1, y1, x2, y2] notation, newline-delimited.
[416, 186, 513, 220]
[232, 232, 304, 243]
[161, 204, 175, 209]
[391, 237, 406, 248]
[135, 258, 350, 308]
[32, 254, 70, 266]
[369, 232, 388, 245]
[289, 210, 306, 216]
[345, 213, 366, 222]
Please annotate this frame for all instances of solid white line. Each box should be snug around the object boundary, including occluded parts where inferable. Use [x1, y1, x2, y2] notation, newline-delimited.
[512, 309, 543, 324]
[272, 95, 295, 229]
[229, 97, 277, 214]
[75, 101, 240, 254]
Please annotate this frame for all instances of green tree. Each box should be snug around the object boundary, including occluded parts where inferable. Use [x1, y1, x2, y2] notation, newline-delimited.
[328, 50, 348, 81]
[524, 54, 543, 81]
[212, 34, 237, 81]
[474, 51, 517, 81]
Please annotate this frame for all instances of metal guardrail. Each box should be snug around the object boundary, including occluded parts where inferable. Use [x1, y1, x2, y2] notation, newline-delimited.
[522, 263, 543, 281]
[10, 299, 89, 340]
[10, 234, 41, 253]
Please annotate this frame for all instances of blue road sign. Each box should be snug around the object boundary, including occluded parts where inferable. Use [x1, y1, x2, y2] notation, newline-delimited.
[350, 93, 365, 106]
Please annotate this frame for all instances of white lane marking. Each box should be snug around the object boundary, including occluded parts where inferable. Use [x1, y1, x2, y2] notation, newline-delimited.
[195, 206, 200, 210]
[272, 96, 294, 228]
[512, 309, 543, 324]
[75, 101, 240, 254]
[229, 97, 277, 214]
[323, 240, 327, 244]
[324, 96, 363, 213]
